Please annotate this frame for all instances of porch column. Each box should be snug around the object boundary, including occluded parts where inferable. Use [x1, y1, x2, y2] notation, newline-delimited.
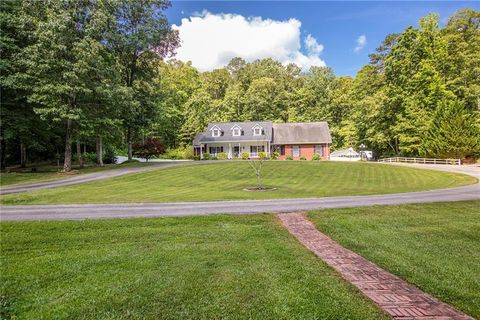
[200, 144, 203, 159]
[228, 143, 232, 159]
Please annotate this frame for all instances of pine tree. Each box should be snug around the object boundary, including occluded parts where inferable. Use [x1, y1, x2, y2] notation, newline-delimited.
[422, 100, 480, 159]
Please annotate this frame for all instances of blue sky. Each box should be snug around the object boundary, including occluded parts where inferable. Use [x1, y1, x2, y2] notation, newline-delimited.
[166, 1, 479, 76]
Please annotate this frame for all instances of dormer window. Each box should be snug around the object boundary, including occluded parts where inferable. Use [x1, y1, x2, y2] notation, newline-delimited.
[252, 124, 263, 136]
[210, 125, 222, 137]
[231, 124, 242, 137]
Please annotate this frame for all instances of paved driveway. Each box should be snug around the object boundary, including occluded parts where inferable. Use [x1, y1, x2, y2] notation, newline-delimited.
[0, 162, 190, 195]
[1, 164, 478, 222]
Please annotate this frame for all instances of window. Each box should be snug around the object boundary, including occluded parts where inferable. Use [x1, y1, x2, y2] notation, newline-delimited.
[292, 145, 300, 157]
[212, 129, 220, 137]
[232, 128, 240, 136]
[209, 146, 223, 155]
[253, 128, 261, 136]
[250, 145, 265, 156]
[314, 145, 324, 156]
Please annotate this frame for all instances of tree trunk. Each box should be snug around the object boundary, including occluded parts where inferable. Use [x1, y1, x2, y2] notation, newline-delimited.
[76, 139, 84, 168]
[63, 119, 73, 172]
[20, 143, 27, 168]
[83, 142, 86, 154]
[96, 134, 104, 166]
[127, 127, 133, 160]
[257, 173, 262, 189]
[0, 126, 6, 170]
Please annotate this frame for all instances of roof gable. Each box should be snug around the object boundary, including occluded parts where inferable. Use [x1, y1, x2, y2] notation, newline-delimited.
[210, 125, 221, 131]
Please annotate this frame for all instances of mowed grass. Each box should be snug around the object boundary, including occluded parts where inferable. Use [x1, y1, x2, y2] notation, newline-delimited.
[307, 201, 480, 318]
[0, 214, 387, 319]
[0, 162, 158, 187]
[1, 161, 475, 205]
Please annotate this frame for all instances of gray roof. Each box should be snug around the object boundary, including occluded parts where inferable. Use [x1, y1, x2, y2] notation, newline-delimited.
[192, 133, 204, 147]
[194, 121, 332, 145]
[197, 121, 272, 143]
[272, 122, 332, 144]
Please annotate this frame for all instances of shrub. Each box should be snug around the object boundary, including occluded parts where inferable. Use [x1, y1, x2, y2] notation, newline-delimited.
[271, 151, 280, 160]
[82, 152, 97, 163]
[300, 156, 307, 160]
[217, 152, 228, 160]
[160, 146, 195, 160]
[312, 153, 321, 161]
[202, 153, 211, 160]
[103, 145, 117, 164]
[257, 151, 268, 159]
[133, 138, 166, 161]
[241, 152, 250, 160]
[286, 155, 293, 160]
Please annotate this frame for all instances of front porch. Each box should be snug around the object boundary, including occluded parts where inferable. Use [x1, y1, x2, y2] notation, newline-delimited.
[198, 141, 270, 159]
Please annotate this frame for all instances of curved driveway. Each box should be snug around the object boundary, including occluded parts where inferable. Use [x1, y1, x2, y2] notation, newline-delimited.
[0, 163, 479, 222]
[0, 161, 190, 195]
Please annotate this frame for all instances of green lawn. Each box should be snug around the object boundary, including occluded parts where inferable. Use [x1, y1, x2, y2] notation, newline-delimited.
[307, 201, 480, 318]
[1, 161, 475, 205]
[0, 214, 387, 319]
[0, 162, 159, 187]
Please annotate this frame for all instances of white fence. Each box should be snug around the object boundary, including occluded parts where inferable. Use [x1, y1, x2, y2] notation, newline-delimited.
[378, 157, 461, 165]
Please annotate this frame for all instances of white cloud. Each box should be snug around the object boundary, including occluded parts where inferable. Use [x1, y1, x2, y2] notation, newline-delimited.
[304, 34, 324, 56]
[172, 11, 326, 71]
[354, 34, 367, 53]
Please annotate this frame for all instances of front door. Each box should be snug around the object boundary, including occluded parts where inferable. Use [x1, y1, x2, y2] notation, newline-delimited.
[292, 145, 300, 158]
[233, 146, 240, 158]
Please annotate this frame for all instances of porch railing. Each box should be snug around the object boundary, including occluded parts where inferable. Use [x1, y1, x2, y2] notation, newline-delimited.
[378, 157, 461, 165]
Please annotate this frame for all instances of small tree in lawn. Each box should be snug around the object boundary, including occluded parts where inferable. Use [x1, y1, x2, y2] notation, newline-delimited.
[132, 138, 166, 161]
[248, 151, 268, 190]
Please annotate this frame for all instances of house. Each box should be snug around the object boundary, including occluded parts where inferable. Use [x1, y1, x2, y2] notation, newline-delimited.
[193, 121, 331, 160]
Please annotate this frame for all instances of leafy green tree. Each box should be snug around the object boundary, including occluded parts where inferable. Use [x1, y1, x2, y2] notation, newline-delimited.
[179, 89, 214, 144]
[106, 0, 179, 159]
[152, 60, 200, 147]
[422, 100, 480, 159]
[17, 0, 113, 171]
[442, 9, 480, 110]
[243, 77, 281, 121]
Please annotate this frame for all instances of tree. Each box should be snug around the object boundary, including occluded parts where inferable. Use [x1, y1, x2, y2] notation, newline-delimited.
[422, 100, 480, 159]
[179, 89, 214, 144]
[106, 0, 179, 160]
[132, 137, 166, 161]
[243, 77, 280, 121]
[18, 0, 112, 172]
[152, 60, 200, 147]
[442, 9, 480, 110]
[247, 152, 268, 190]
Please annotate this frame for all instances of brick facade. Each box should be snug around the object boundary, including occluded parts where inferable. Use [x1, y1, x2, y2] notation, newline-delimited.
[277, 144, 330, 160]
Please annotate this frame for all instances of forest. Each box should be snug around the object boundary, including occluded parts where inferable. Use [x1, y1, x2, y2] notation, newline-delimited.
[1, 0, 479, 171]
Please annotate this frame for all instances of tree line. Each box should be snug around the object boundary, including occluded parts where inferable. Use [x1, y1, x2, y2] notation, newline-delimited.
[1, 3, 479, 171]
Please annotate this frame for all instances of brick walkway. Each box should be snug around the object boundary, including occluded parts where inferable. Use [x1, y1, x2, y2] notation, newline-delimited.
[278, 213, 473, 320]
